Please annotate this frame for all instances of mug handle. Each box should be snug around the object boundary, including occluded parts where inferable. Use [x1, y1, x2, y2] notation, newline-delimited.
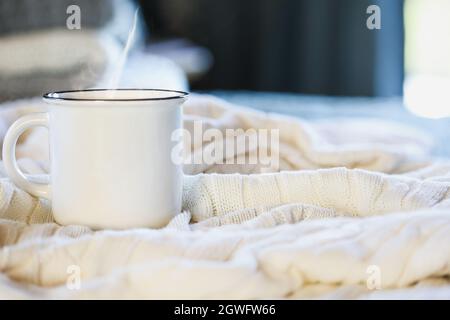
[2, 113, 51, 199]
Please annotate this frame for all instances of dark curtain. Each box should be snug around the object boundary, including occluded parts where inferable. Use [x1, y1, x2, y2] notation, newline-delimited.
[139, 0, 404, 97]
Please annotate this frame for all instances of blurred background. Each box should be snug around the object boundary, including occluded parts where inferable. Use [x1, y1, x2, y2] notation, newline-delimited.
[1, 0, 450, 152]
[141, 0, 403, 97]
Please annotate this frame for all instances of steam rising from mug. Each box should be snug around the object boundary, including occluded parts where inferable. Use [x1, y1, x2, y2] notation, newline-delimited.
[106, 8, 140, 94]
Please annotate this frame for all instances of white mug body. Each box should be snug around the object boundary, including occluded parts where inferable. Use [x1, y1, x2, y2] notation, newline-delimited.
[2, 89, 187, 229]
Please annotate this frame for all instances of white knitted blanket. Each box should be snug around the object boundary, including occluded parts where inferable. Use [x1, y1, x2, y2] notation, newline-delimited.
[0, 94, 449, 299]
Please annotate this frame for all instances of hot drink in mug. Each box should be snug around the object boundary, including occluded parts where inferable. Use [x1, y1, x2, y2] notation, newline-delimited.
[2, 89, 188, 229]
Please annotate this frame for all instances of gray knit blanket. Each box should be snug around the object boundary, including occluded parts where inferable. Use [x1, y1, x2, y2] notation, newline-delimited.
[0, 0, 144, 101]
[0, 0, 114, 35]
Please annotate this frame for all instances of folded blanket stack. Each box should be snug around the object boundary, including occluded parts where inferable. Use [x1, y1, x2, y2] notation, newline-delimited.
[1, 94, 449, 299]
[0, 0, 144, 101]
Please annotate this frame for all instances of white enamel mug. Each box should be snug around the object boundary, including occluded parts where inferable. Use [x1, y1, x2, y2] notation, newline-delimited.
[2, 89, 188, 229]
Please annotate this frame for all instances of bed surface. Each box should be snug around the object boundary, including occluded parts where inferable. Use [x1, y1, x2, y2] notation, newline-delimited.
[1, 93, 450, 299]
[212, 90, 450, 158]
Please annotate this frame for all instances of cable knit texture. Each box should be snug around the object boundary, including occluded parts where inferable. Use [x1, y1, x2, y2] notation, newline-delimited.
[0, 94, 449, 299]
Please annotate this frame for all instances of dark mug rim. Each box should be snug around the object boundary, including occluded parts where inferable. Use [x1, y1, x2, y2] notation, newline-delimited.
[43, 88, 189, 102]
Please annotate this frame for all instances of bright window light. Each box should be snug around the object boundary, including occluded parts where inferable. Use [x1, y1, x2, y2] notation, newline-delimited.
[404, 0, 450, 118]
